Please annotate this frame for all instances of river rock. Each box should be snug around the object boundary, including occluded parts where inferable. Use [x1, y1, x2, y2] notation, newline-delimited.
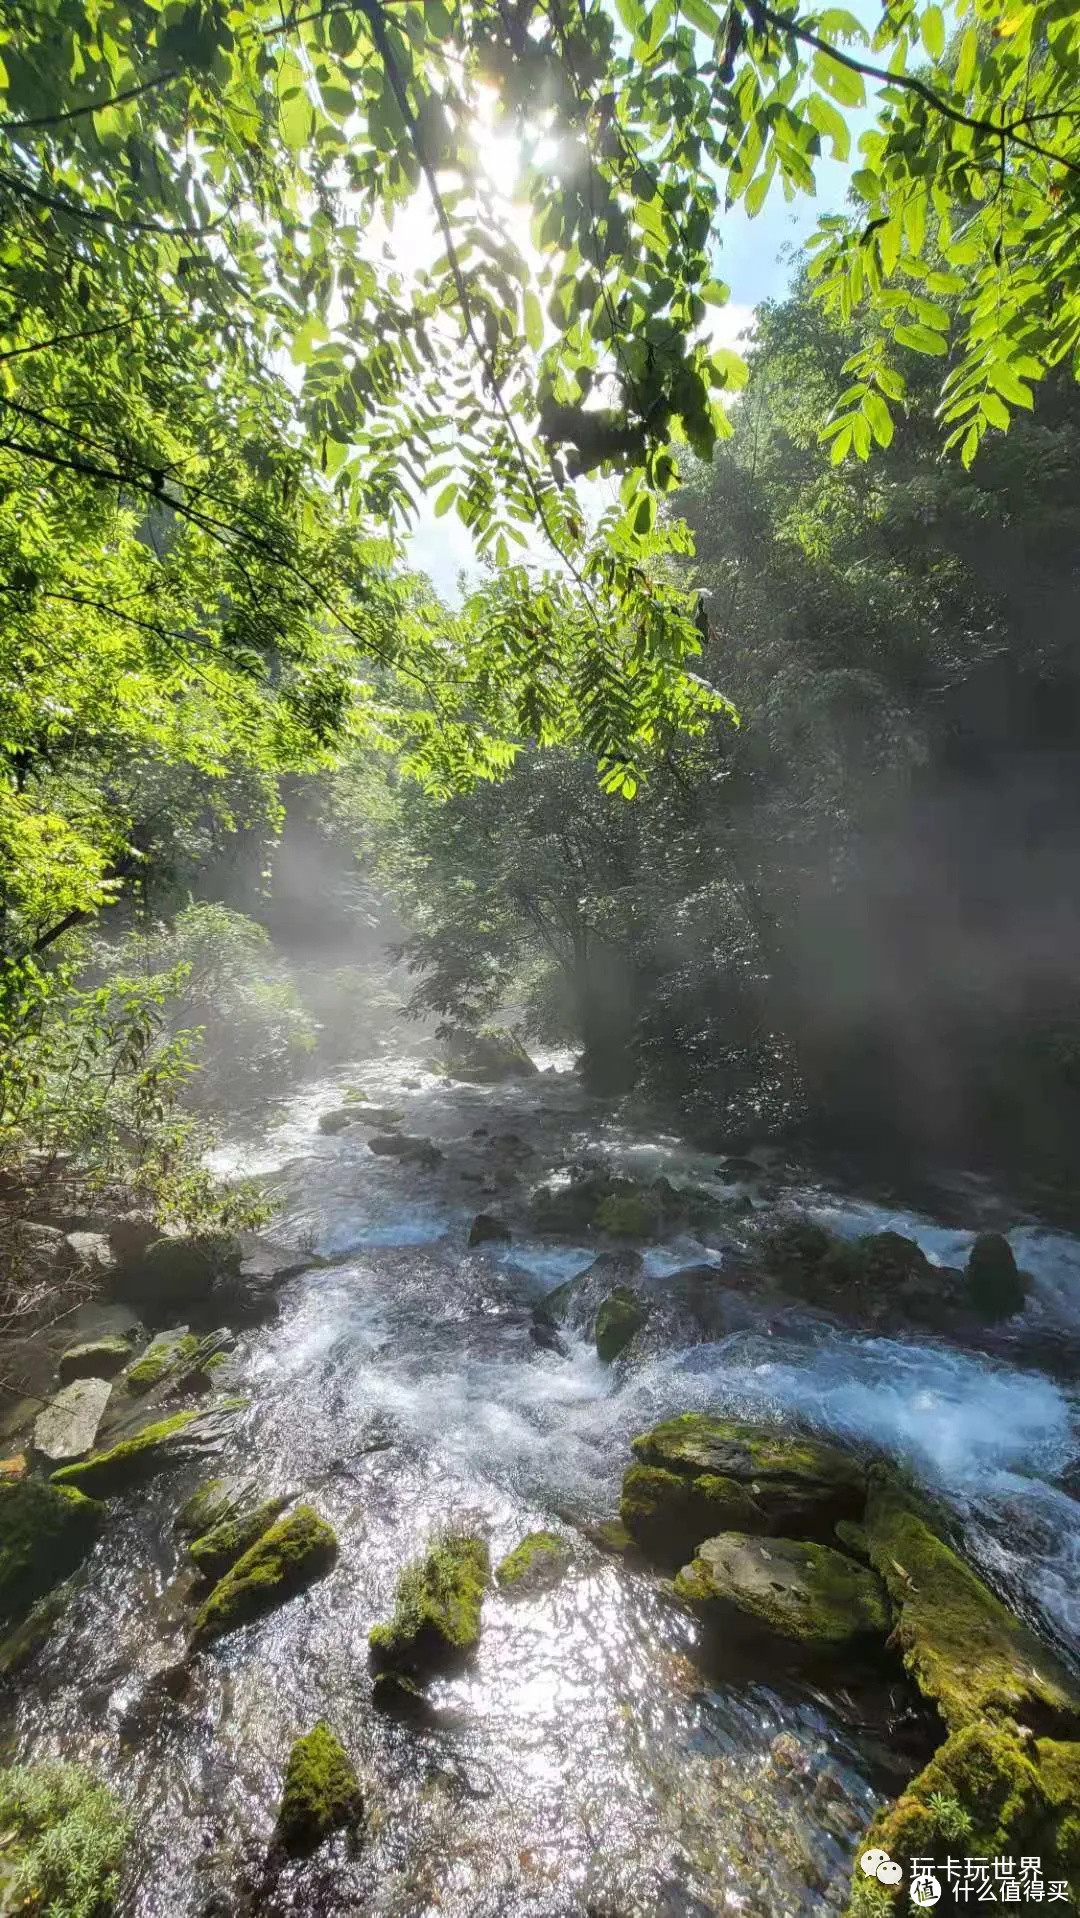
[442, 1027, 537, 1083]
[33, 1377, 112, 1463]
[111, 1230, 242, 1311]
[594, 1286, 649, 1361]
[675, 1532, 888, 1653]
[3, 1221, 76, 1291]
[620, 1413, 866, 1564]
[191, 1505, 338, 1644]
[846, 1721, 1080, 1915]
[174, 1474, 263, 1537]
[367, 1132, 443, 1166]
[495, 1530, 571, 1594]
[188, 1494, 293, 1583]
[529, 1171, 722, 1241]
[52, 1402, 246, 1497]
[64, 1230, 115, 1277]
[862, 1472, 1080, 1735]
[965, 1231, 1028, 1319]
[369, 1531, 488, 1686]
[276, 1723, 364, 1856]
[468, 1213, 511, 1247]
[58, 1336, 134, 1384]
[0, 1475, 103, 1624]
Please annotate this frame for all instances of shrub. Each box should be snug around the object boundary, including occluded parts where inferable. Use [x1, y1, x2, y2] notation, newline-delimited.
[0, 1760, 130, 1917]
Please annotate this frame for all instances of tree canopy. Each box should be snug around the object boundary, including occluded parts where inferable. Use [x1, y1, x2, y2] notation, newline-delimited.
[3, 0, 1080, 1195]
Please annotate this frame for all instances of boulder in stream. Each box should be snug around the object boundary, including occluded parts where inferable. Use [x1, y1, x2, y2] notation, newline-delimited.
[495, 1530, 571, 1595]
[442, 1026, 538, 1083]
[174, 1474, 261, 1538]
[58, 1336, 134, 1384]
[32, 1377, 112, 1464]
[188, 1494, 293, 1584]
[51, 1402, 246, 1497]
[111, 1230, 242, 1311]
[192, 1505, 338, 1644]
[367, 1132, 443, 1166]
[594, 1286, 649, 1361]
[369, 1531, 489, 1686]
[846, 1721, 1080, 1915]
[468, 1212, 511, 1247]
[0, 1475, 103, 1623]
[621, 1413, 866, 1565]
[862, 1472, 1080, 1735]
[674, 1532, 889, 1654]
[276, 1723, 364, 1856]
[965, 1231, 1029, 1320]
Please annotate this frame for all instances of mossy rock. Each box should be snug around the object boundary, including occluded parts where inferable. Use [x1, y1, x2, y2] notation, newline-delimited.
[117, 1230, 241, 1308]
[468, 1213, 511, 1247]
[276, 1723, 363, 1856]
[52, 1404, 243, 1498]
[369, 1531, 488, 1681]
[531, 1172, 722, 1242]
[495, 1530, 571, 1594]
[119, 1327, 233, 1401]
[675, 1532, 889, 1653]
[620, 1462, 767, 1565]
[763, 1219, 832, 1280]
[0, 1477, 102, 1625]
[57, 1337, 134, 1385]
[595, 1190, 664, 1240]
[623, 1413, 865, 1563]
[846, 1722, 1080, 1914]
[966, 1232, 1028, 1320]
[595, 1287, 648, 1362]
[863, 1473, 1080, 1735]
[192, 1505, 338, 1645]
[189, 1495, 292, 1584]
[124, 1329, 200, 1395]
[582, 1517, 635, 1557]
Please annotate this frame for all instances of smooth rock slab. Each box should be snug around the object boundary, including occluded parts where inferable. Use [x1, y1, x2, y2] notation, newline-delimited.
[675, 1532, 889, 1651]
[33, 1378, 112, 1463]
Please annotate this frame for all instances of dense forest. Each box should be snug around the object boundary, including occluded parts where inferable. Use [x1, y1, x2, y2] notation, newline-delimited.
[3, 2, 1080, 1915]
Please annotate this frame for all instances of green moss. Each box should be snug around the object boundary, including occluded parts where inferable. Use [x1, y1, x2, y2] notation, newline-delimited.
[369, 1531, 488, 1679]
[863, 1474, 1079, 1734]
[623, 1414, 865, 1561]
[0, 1760, 131, 1918]
[125, 1332, 200, 1395]
[495, 1530, 570, 1594]
[189, 1496, 290, 1583]
[594, 1287, 648, 1361]
[620, 1462, 766, 1564]
[0, 1476, 103, 1624]
[57, 1338, 134, 1385]
[595, 1192, 662, 1240]
[50, 1410, 205, 1497]
[845, 1723, 1077, 1916]
[276, 1723, 363, 1856]
[966, 1232, 1028, 1319]
[674, 1532, 889, 1650]
[192, 1505, 338, 1644]
[585, 1517, 635, 1557]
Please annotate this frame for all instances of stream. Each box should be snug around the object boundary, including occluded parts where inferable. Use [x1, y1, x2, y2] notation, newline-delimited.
[4, 1053, 1080, 1917]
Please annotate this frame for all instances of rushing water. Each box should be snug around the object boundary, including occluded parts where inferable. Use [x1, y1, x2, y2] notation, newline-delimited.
[5, 1056, 1080, 1916]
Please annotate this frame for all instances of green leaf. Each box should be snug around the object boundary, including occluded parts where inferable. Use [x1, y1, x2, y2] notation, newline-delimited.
[433, 483, 458, 516]
[523, 289, 544, 352]
[920, 6, 945, 60]
[810, 49, 865, 108]
[894, 322, 948, 355]
[614, 0, 645, 30]
[806, 92, 850, 161]
[863, 390, 894, 446]
[681, 0, 719, 32]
